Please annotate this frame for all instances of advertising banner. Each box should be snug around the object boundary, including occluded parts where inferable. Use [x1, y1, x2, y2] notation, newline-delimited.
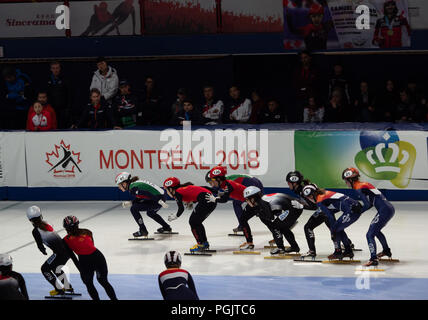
[283, 0, 411, 50]
[294, 130, 428, 189]
[0, 2, 64, 38]
[0, 132, 27, 187]
[221, 0, 283, 33]
[24, 129, 294, 188]
[144, 0, 217, 34]
[70, 0, 141, 36]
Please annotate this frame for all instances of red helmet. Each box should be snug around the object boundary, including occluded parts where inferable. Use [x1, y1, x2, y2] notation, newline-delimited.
[208, 166, 227, 179]
[309, 4, 324, 16]
[163, 177, 180, 189]
[342, 167, 360, 180]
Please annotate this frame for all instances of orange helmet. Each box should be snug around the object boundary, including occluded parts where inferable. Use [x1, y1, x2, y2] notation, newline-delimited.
[342, 167, 360, 180]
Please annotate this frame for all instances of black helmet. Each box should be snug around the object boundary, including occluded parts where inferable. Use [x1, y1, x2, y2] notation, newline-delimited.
[164, 250, 182, 268]
[286, 171, 303, 184]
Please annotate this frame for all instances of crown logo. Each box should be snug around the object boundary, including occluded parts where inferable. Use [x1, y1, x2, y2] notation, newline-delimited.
[355, 132, 416, 188]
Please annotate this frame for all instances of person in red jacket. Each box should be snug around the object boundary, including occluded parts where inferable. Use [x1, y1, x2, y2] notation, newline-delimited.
[62, 216, 117, 300]
[373, 0, 411, 48]
[163, 177, 216, 253]
[26, 102, 53, 131]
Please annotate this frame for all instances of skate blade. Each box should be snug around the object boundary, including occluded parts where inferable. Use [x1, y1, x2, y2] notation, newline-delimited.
[228, 233, 245, 237]
[322, 259, 361, 264]
[154, 232, 179, 235]
[293, 259, 322, 263]
[233, 251, 260, 255]
[128, 237, 155, 241]
[263, 245, 290, 249]
[264, 254, 299, 260]
[184, 252, 212, 256]
[45, 295, 72, 300]
[64, 292, 82, 296]
[379, 258, 400, 263]
[356, 268, 385, 272]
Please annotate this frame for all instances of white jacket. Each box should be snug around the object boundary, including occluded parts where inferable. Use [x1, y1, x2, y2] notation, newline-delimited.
[90, 66, 119, 101]
[202, 99, 224, 124]
[229, 98, 252, 123]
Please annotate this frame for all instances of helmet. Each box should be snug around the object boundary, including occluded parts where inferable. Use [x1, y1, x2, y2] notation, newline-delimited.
[243, 186, 262, 199]
[163, 177, 180, 189]
[63, 215, 79, 229]
[208, 166, 227, 179]
[309, 4, 324, 16]
[164, 250, 182, 268]
[302, 184, 318, 197]
[205, 171, 211, 183]
[115, 172, 131, 185]
[26, 205, 42, 220]
[286, 171, 303, 184]
[342, 167, 360, 180]
[0, 254, 12, 267]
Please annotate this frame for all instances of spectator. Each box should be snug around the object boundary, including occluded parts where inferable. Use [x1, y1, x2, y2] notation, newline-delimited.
[27, 91, 58, 129]
[201, 86, 224, 125]
[328, 63, 350, 104]
[260, 99, 285, 123]
[170, 88, 187, 123]
[90, 56, 119, 103]
[170, 99, 203, 126]
[375, 79, 399, 122]
[303, 96, 324, 123]
[406, 79, 424, 105]
[72, 88, 119, 129]
[26, 102, 54, 131]
[224, 86, 252, 124]
[325, 89, 348, 122]
[47, 61, 73, 129]
[292, 50, 319, 122]
[414, 98, 428, 122]
[395, 89, 416, 123]
[1, 66, 34, 129]
[354, 81, 376, 122]
[140, 76, 163, 125]
[248, 90, 266, 124]
[112, 79, 138, 128]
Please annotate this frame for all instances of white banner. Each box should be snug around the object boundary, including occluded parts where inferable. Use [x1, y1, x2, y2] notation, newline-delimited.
[24, 129, 293, 188]
[0, 3, 64, 38]
[70, 0, 141, 36]
[0, 132, 27, 187]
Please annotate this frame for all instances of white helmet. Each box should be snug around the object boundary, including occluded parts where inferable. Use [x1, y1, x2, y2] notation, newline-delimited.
[0, 253, 12, 267]
[243, 186, 262, 199]
[115, 172, 131, 185]
[164, 250, 182, 267]
[26, 205, 42, 220]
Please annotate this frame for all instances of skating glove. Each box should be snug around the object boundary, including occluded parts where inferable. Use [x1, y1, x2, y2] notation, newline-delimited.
[291, 200, 304, 209]
[168, 214, 178, 222]
[205, 194, 217, 203]
[158, 200, 169, 209]
[122, 201, 132, 208]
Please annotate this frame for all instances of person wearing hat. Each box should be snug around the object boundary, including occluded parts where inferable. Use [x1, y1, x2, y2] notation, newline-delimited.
[89, 56, 119, 103]
[0, 253, 28, 300]
[112, 79, 139, 128]
[26, 205, 76, 297]
[158, 251, 199, 300]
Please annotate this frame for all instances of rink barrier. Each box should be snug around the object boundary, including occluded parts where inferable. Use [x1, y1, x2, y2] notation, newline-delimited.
[1, 187, 427, 201]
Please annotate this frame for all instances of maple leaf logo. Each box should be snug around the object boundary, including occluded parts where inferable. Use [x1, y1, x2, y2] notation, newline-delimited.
[45, 140, 82, 178]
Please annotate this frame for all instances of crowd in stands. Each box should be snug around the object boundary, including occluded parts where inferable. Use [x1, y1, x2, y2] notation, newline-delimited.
[1, 53, 428, 131]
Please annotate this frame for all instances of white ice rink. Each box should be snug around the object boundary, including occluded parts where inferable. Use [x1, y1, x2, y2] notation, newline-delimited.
[1, 200, 428, 300]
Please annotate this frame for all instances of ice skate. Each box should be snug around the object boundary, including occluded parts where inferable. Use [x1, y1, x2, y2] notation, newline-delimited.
[233, 226, 243, 233]
[284, 246, 300, 254]
[328, 250, 343, 260]
[133, 230, 149, 238]
[156, 226, 172, 234]
[300, 250, 316, 260]
[377, 248, 392, 259]
[364, 258, 379, 267]
[49, 289, 65, 296]
[270, 247, 286, 255]
[342, 248, 354, 260]
[190, 243, 205, 253]
[239, 242, 254, 250]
